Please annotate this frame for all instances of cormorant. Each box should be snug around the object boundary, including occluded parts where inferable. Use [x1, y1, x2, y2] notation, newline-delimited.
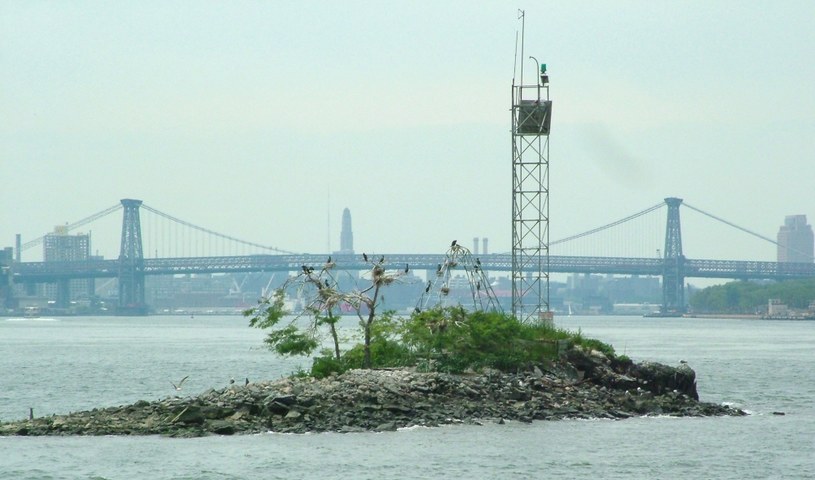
[301, 265, 309, 274]
[451, 240, 457, 247]
[379, 255, 385, 263]
[404, 263, 409, 273]
[425, 281, 431, 293]
[327, 255, 331, 263]
[363, 253, 368, 262]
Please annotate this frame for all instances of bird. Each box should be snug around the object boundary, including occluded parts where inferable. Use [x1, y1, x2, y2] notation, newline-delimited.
[327, 255, 332, 263]
[363, 252, 368, 262]
[404, 263, 409, 274]
[301, 265, 309, 274]
[477, 281, 481, 290]
[170, 375, 189, 391]
[245, 378, 249, 386]
[230, 377, 235, 385]
[379, 255, 385, 263]
[451, 240, 457, 247]
[476, 258, 481, 266]
[425, 281, 431, 293]
[414, 307, 421, 314]
[325, 279, 330, 288]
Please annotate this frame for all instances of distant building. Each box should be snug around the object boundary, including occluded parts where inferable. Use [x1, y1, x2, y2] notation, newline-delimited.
[43, 226, 94, 302]
[337, 208, 354, 255]
[44, 226, 90, 262]
[777, 215, 814, 263]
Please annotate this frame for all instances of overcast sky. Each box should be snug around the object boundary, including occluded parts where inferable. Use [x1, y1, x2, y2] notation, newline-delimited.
[2, 1, 813, 265]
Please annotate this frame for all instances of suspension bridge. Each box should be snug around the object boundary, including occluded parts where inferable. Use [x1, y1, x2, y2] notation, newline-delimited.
[2, 197, 814, 315]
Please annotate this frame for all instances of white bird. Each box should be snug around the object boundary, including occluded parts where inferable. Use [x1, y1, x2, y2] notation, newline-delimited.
[170, 375, 189, 391]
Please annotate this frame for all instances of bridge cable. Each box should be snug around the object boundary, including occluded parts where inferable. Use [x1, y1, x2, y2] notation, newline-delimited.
[683, 202, 813, 260]
[20, 203, 123, 252]
[140, 204, 298, 255]
[550, 202, 665, 246]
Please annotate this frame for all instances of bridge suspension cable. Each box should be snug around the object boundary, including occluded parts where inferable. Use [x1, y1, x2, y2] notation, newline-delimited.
[550, 202, 665, 247]
[683, 202, 813, 260]
[140, 204, 297, 255]
[20, 203, 123, 252]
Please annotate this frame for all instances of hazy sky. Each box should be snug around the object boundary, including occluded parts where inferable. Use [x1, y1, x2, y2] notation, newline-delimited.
[2, 1, 813, 264]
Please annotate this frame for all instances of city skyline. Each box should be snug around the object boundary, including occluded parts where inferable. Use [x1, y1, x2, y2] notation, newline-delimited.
[2, 2, 814, 265]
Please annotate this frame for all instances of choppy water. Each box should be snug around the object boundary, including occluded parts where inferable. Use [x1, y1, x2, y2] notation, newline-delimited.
[1, 315, 813, 479]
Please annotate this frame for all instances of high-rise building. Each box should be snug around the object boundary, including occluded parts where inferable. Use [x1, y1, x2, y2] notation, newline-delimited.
[43, 226, 94, 301]
[338, 208, 354, 255]
[777, 215, 814, 263]
[44, 226, 90, 262]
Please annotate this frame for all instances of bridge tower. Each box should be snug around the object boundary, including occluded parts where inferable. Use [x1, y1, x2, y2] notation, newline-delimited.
[511, 11, 553, 322]
[118, 199, 147, 315]
[662, 197, 686, 314]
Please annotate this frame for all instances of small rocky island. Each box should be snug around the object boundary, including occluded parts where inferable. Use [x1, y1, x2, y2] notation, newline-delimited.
[0, 347, 744, 437]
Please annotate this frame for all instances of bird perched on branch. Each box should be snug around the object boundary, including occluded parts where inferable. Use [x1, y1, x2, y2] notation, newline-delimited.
[404, 263, 409, 274]
[451, 240, 457, 247]
[425, 281, 431, 293]
[363, 253, 368, 262]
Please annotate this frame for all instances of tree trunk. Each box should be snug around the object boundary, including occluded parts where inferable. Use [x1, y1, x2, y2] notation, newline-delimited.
[362, 284, 381, 369]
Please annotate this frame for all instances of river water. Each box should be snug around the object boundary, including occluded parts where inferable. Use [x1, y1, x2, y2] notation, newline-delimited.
[0, 314, 813, 479]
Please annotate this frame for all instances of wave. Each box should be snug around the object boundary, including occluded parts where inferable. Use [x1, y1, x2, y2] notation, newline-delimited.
[5, 318, 60, 322]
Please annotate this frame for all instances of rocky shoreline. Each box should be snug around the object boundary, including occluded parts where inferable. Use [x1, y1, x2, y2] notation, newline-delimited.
[0, 348, 745, 437]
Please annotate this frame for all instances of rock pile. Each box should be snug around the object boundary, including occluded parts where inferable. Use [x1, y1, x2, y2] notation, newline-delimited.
[0, 348, 744, 437]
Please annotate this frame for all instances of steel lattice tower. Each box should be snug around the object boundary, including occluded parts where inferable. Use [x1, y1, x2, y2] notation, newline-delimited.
[662, 197, 685, 314]
[511, 34, 552, 322]
[118, 198, 147, 315]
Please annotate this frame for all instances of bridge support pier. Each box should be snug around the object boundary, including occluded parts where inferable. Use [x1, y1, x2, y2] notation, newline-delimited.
[117, 199, 148, 315]
[661, 197, 686, 315]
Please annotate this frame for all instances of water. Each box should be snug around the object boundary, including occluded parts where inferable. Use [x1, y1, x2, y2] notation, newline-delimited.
[1, 315, 813, 479]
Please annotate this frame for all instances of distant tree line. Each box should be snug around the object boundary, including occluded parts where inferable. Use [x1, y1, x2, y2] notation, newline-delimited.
[689, 278, 815, 313]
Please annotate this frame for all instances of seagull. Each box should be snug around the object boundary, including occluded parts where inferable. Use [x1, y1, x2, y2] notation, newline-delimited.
[170, 375, 189, 391]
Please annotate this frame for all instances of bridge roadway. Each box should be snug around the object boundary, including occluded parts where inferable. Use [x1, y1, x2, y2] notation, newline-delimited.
[11, 253, 815, 283]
